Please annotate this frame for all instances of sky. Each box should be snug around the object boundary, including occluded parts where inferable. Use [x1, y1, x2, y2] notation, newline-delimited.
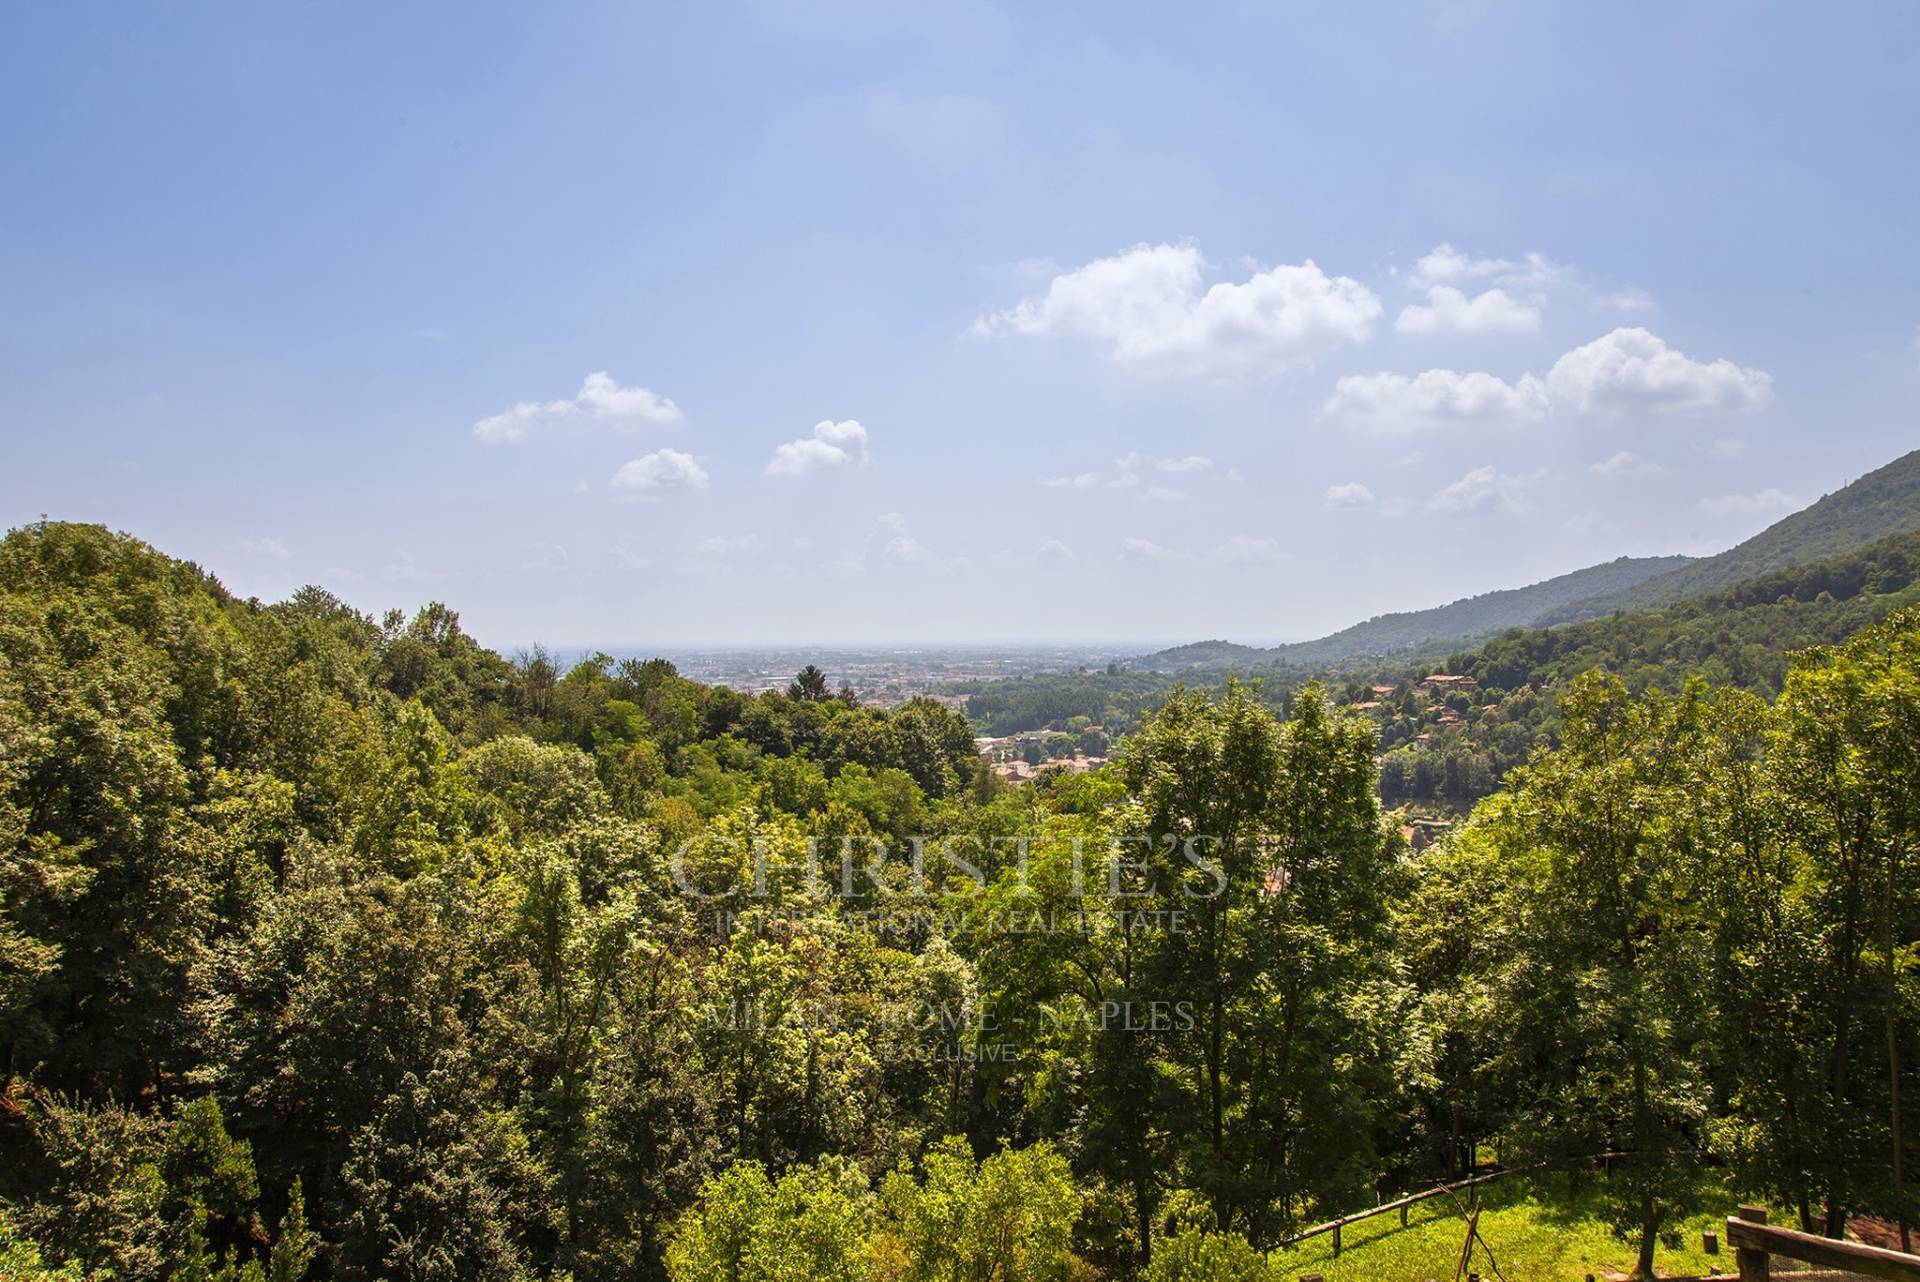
[3, 2, 1918, 648]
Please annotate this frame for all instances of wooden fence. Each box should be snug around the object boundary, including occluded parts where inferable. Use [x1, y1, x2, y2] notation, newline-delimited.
[1726, 1204, 1920, 1282]
[1282, 1167, 1510, 1257]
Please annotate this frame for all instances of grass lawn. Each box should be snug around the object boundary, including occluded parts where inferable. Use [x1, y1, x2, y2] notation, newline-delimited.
[1274, 1174, 1738, 1281]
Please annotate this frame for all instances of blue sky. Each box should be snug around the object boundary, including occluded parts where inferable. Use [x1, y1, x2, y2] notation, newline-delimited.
[3, 1, 1917, 646]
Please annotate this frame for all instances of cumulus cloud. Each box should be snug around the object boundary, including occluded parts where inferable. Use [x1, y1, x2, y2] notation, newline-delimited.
[474, 372, 683, 443]
[1329, 328, 1770, 429]
[1119, 536, 1185, 564]
[874, 511, 932, 565]
[1046, 453, 1224, 493]
[1395, 286, 1542, 335]
[1324, 482, 1376, 508]
[694, 534, 762, 557]
[611, 449, 709, 494]
[975, 242, 1381, 376]
[1325, 369, 1551, 428]
[765, 419, 871, 477]
[1042, 471, 1102, 490]
[1547, 328, 1772, 414]
[1427, 466, 1546, 515]
[821, 513, 952, 576]
[1033, 538, 1076, 567]
[1404, 244, 1651, 315]
[1698, 489, 1801, 520]
[1407, 244, 1517, 290]
[1590, 451, 1665, 478]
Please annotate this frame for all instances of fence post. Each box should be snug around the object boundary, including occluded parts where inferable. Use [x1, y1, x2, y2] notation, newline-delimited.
[1734, 1204, 1770, 1282]
[1332, 1222, 1340, 1258]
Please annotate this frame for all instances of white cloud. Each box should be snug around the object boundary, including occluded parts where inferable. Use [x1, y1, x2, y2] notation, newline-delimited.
[1590, 451, 1665, 478]
[1325, 482, 1376, 508]
[694, 534, 763, 557]
[1427, 466, 1546, 515]
[240, 536, 291, 561]
[1604, 286, 1657, 312]
[1033, 538, 1076, 567]
[1331, 328, 1770, 429]
[765, 419, 871, 477]
[1325, 369, 1551, 428]
[975, 242, 1381, 376]
[1210, 535, 1287, 564]
[1042, 471, 1102, 490]
[1547, 327, 1772, 414]
[1698, 489, 1801, 520]
[611, 449, 709, 494]
[1046, 453, 1225, 494]
[875, 512, 931, 565]
[1119, 536, 1185, 564]
[474, 371, 682, 443]
[1407, 244, 1515, 290]
[1395, 286, 1542, 335]
[826, 513, 953, 576]
[1405, 244, 1652, 314]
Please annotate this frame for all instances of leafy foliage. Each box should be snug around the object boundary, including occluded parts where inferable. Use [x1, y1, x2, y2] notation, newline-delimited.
[4, 520, 1920, 1282]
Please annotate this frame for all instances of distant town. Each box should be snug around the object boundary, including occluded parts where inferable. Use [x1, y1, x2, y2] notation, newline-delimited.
[603, 644, 1145, 708]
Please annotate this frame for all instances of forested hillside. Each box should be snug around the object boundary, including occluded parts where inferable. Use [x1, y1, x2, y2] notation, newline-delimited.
[962, 525, 1920, 814]
[1142, 447, 1920, 674]
[1535, 446, 1920, 621]
[5, 521, 1920, 1282]
[1141, 554, 1693, 671]
[1360, 523, 1920, 810]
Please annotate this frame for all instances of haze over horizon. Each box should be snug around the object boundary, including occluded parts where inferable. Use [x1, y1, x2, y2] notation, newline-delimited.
[4, 2, 1917, 647]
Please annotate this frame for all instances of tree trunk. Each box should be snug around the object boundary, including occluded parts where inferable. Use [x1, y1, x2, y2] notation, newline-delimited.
[1887, 841, 1909, 1252]
[1826, 849, 1864, 1237]
[1135, 1171, 1153, 1269]
[1634, 1187, 1658, 1281]
[1632, 1052, 1658, 1279]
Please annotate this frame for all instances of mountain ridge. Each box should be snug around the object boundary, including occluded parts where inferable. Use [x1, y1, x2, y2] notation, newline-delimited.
[1137, 554, 1694, 671]
[1532, 446, 1920, 622]
[1137, 445, 1920, 671]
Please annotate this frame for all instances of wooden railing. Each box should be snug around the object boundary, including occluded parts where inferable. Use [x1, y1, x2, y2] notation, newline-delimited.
[1727, 1204, 1920, 1282]
[1282, 1168, 1510, 1257]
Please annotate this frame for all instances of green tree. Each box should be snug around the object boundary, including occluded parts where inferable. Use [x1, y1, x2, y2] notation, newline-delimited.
[788, 666, 831, 702]
[1489, 674, 1716, 1279]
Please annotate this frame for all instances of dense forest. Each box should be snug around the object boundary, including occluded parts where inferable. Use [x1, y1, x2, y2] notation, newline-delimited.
[4, 520, 1920, 1281]
[965, 524, 1920, 814]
